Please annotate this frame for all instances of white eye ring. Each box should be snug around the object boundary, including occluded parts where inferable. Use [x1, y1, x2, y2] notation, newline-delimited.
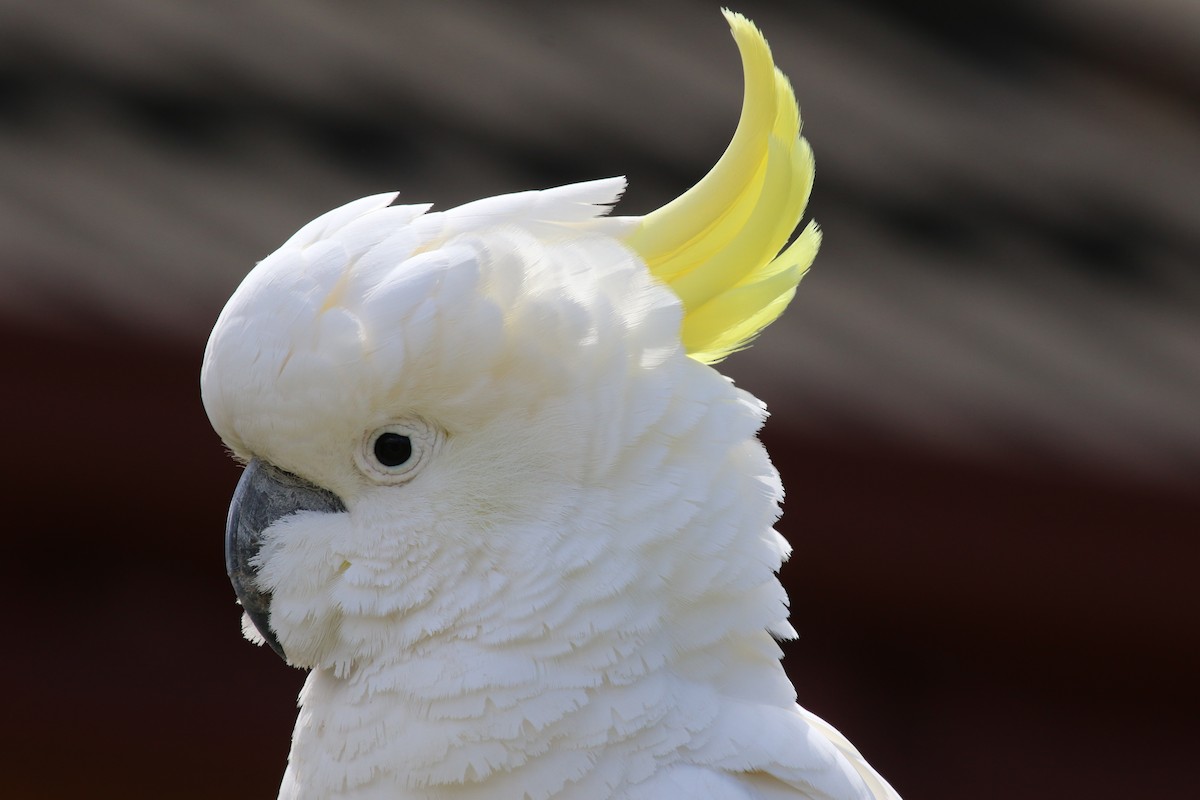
[356, 418, 442, 484]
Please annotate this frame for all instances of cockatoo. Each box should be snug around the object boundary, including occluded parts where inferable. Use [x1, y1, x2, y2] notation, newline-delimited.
[202, 10, 900, 800]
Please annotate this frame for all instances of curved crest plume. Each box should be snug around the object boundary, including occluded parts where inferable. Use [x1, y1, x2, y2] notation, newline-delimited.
[624, 9, 820, 364]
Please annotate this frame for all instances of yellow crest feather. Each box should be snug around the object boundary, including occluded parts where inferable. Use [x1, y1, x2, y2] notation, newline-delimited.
[624, 9, 819, 364]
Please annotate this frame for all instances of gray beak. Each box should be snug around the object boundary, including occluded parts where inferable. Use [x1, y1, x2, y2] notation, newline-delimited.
[225, 458, 346, 661]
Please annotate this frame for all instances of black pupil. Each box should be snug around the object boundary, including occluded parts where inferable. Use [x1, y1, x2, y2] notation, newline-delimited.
[374, 433, 413, 467]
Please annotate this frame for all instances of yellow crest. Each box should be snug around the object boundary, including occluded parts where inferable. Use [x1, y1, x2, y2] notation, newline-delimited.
[624, 10, 819, 364]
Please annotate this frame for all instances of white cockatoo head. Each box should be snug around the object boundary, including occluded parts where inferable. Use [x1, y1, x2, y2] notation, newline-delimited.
[195, 13, 904, 800]
[202, 9, 820, 681]
[202, 179, 775, 675]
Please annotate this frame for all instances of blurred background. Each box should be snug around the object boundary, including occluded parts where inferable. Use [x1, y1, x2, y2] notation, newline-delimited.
[3, 0, 1197, 797]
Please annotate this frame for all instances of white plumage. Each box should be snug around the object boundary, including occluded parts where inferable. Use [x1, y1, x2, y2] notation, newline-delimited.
[202, 12, 899, 800]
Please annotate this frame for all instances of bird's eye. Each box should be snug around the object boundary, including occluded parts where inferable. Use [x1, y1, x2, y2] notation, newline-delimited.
[357, 418, 442, 484]
[374, 433, 412, 467]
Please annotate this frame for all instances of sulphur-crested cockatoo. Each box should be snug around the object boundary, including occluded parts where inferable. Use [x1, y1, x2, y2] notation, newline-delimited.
[202, 10, 899, 800]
